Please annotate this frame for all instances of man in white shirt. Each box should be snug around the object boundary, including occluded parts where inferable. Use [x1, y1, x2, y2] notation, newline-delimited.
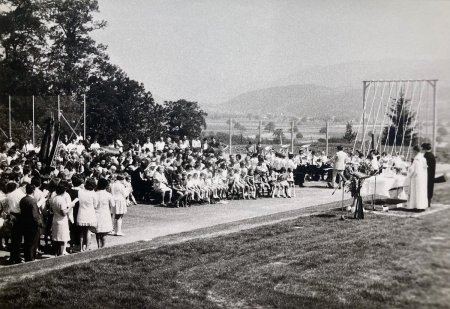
[192, 137, 201, 150]
[182, 136, 190, 149]
[142, 137, 154, 153]
[75, 140, 85, 155]
[328, 145, 349, 189]
[90, 139, 100, 150]
[320, 151, 328, 165]
[155, 137, 165, 152]
[23, 140, 35, 153]
[5, 182, 26, 263]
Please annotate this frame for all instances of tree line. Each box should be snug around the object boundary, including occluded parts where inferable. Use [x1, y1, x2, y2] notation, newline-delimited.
[0, 0, 207, 145]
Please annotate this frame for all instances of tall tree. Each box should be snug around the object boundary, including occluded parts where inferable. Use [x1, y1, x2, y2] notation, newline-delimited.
[0, 0, 48, 95]
[86, 62, 164, 144]
[164, 100, 207, 139]
[382, 92, 416, 146]
[45, 0, 108, 96]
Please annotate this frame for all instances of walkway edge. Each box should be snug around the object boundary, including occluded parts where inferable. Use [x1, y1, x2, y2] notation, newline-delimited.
[0, 199, 350, 287]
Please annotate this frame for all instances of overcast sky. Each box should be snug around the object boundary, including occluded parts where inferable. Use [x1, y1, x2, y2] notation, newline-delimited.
[93, 0, 450, 104]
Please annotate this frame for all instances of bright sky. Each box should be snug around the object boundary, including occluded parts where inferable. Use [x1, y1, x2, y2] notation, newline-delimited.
[93, 0, 450, 104]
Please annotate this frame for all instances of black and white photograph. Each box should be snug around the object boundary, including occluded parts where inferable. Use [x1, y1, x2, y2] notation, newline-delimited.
[0, 0, 449, 308]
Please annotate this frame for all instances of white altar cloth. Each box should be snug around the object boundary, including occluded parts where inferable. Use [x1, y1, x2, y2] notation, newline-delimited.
[361, 173, 408, 198]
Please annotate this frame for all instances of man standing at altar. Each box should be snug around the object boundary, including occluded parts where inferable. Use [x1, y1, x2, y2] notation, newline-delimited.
[422, 143, 436, 207]
[406, 145, 428, 210]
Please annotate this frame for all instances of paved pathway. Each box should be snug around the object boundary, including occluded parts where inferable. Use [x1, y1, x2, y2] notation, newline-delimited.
[0, 183, 348, 270]
[108, 183, 348, 247]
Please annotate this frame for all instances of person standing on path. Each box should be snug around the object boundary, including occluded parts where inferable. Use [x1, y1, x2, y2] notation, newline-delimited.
[328, 145, 348, 189]
[110, 175, 128, 236]
[51, 184, 74, 256]
[406, 145, 428, 210]
[19, 184, 43, 262]
[4, 181, 26, 264]
[77, 178, 98, 251]
[422, 143, 436, 207]
[95, 178, 114, 247]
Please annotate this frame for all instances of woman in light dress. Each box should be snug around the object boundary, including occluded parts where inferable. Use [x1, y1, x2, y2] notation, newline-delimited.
[51, 184, 74, 256]
[110, 175, 128, 236]
[77, 178, 98, 251]
[95, 178, 113, 248]
[406, 145, 428, 210]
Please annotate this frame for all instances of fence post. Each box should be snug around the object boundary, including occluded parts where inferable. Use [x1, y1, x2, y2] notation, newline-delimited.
[229, 118, 232, 155]
[8, 95, 11, 139]
[32, 95, 35, 145]
[432, 81, 437, 154]
[291, 120, 294, 152]
[57, 95, 61, 122]
[259, 120, 262, 143]
[325, 120, 329, 156]
[83, 94, 86, 140]
[362, 81, 367, 155]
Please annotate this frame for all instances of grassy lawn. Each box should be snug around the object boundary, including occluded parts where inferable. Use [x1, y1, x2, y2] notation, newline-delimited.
[1, 191, 450, 308]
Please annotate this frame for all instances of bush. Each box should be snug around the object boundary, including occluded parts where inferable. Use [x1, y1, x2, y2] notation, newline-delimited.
[438, 127, 448, 136]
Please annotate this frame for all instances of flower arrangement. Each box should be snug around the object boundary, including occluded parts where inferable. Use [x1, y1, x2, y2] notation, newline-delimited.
[358, 161, 374, 175]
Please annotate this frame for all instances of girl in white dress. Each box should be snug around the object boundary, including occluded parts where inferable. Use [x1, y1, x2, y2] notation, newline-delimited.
[110, 175, 128, 236]
[95, 178, 114, 248]
[406, 146, 428, 210]
[77, 178, 98, 251]
[51, 184, 74, 256]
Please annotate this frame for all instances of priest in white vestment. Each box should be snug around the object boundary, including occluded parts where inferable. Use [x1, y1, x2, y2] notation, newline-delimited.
[406, 145, 428, 210]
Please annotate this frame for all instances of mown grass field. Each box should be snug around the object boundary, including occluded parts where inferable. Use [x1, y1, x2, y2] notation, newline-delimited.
[0, 182, 449, 308]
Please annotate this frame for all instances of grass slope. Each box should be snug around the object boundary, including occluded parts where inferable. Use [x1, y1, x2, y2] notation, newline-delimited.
[1, 203, 450, 308]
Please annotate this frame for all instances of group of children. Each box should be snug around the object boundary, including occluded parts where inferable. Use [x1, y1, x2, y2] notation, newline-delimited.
[160, 166, 296, 207]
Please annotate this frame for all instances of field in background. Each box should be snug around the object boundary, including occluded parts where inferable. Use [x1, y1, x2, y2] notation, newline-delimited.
[204, 117, 441, 145]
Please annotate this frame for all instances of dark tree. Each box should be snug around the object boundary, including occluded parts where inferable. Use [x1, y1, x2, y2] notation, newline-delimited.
[273, 128, 284, 144]
[0, 0, 48, 95]
[382, 93, 416, 146]
[264, 121, 275, 132]
[164, 100, 207, 139]
[45, 0, 108, 96]
[86, 62, 165, 144]
[234, 121, 246, 132]
[343, 121, 356, 142]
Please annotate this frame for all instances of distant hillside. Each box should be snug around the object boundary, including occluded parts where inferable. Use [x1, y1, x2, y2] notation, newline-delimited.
[204, 59, 450, 116]
[220, 84, 362, 119]
[218, 82, 450, 122]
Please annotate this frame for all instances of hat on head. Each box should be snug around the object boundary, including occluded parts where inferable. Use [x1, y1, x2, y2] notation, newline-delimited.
[421, 143, 432, 151]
